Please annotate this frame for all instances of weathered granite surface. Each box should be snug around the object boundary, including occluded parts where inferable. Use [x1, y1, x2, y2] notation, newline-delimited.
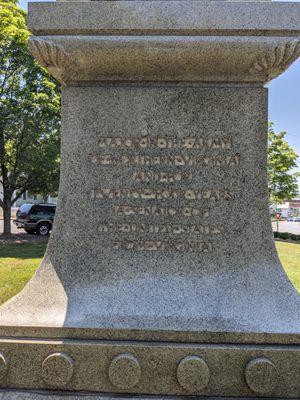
[0, 337, 299, 395]
[1, 85, 299, 338]
[26, 2, 300, 84]
[0, 0, 299, 398]
[28, 1, 299, 36]
[0, 85, 299, 396]
[1, 394, 298, 400]
[27, 36, 300, 84]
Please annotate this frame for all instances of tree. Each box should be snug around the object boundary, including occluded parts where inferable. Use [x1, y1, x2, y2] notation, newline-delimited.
[268, 123, 299, 206]
[0, 0, 60, 234]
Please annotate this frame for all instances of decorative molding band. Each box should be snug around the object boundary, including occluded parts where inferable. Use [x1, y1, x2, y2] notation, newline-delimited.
[27, 36, 300, 84]
[0, 339, 299, 397]
[29, 38, 72, 82]
[250, 39, 300, 80]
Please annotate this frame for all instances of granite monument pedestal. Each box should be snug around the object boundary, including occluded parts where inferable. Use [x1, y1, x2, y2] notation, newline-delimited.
[0, 1, 299, 399]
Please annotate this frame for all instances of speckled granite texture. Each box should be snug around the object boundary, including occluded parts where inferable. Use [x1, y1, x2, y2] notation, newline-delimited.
[0, 0, 299, 398]
[0, 393, 298, 400]
[27, 1, 298, 36]
[26, 2, 300, 84]
[0, 85, 299, 337]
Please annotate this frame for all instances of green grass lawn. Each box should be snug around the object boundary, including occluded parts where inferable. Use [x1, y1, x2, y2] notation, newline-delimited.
[0, 241, 299, 306]
[0, 242, 46, 305]
[275, 241, 300, 293]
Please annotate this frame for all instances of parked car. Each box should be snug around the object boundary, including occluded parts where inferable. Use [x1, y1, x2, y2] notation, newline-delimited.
[14, 203, 56, 235]
[287, 216, 300, 222]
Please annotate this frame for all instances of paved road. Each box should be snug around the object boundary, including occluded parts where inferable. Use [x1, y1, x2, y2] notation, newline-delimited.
[272, 221, 300, 234]
[0, 220, 48, 242]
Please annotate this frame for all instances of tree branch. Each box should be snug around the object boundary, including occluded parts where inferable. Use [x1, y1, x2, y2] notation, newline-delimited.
[11, 189, 25, 206]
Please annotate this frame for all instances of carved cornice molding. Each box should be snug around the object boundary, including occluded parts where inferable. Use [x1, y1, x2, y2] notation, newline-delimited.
[250, 39, 300, 81]
[28, 36, 300, 84]
[29, 37, 72, 83]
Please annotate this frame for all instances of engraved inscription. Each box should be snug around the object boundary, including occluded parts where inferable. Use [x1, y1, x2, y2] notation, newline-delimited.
[113, 240, 213, 253]
[99, 223, 224, 235]
[91, 189, 233, 201]
[98, 136, 233, 150]
[91, 134, 237, 253]
[91, 154, 240, 167]
[114, 205, 210, 218]
[132, 171, 193, 183]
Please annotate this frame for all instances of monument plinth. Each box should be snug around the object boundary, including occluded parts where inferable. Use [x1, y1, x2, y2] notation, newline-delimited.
[0, 1, 299, 399]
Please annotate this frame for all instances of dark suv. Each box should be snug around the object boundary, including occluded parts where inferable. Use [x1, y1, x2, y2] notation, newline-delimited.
[14, 203, 56, 235]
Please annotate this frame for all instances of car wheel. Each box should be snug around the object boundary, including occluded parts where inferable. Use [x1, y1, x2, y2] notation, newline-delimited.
[37, 223, 51, 236]
[25, 228, 36, 234]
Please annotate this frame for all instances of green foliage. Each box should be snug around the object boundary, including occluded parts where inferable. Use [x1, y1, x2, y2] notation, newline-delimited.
[268, 124, 299, 205]
[0, 0, 61, 221]
[0, 0, 28, 44]
[290, 234, 300, 241]
[274, 232, 300, 241]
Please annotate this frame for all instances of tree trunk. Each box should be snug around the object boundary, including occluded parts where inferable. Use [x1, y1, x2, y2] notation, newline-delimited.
[2, 197, 11, 235]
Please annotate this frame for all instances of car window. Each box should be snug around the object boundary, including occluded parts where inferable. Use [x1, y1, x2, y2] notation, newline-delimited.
[45, 206, 55, 214]
[19, 204, 32, 214]
[30, 206, 46, 216]
[30, 206, 55, 217]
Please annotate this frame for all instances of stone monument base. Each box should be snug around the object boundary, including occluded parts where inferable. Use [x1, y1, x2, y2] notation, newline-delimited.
[1, 393, 299, 400]
[0, 86, 299, 334]
[0, 85, 299, 398]
[0, 1, 299, 399]
[0, 334, 298, 397]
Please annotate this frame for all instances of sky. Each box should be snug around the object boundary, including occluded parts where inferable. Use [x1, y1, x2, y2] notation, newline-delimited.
[20, 0, 300, 179]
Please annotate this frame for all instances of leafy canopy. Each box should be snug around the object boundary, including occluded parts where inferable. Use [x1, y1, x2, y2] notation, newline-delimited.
[0, 0, 61, 207]
[268, 124, 299, 205]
